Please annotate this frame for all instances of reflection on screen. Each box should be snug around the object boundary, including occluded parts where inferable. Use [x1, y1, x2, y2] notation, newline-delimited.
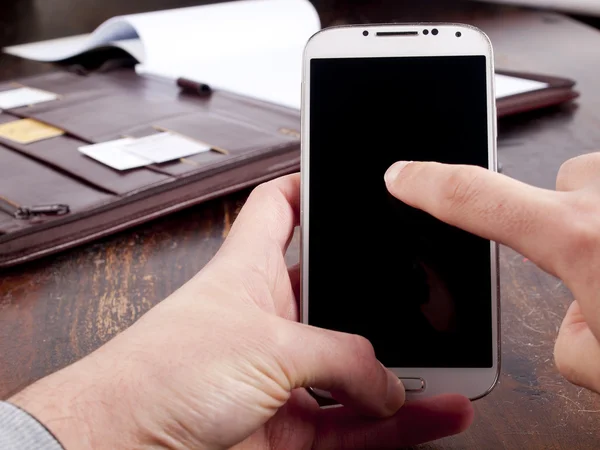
[308, 56, 492, 368]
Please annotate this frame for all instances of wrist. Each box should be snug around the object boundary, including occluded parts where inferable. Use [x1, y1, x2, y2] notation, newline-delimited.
[9, 356, 147, 449]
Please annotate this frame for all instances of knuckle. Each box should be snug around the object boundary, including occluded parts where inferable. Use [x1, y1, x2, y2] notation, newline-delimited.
[556, 152, 600, 190]
[262, 319, 299, 387]
[343, 333, 376, 361]
[341, 334, 388, 398]
[248, 181, 293, 225]
[566, 219, 597, 252]
[441, 165, 484, 212]
[556, 198, 600, 272]
[269, 318, 296, 355]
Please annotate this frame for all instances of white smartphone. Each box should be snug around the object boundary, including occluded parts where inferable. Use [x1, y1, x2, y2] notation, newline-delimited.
[300, 23, 499, 400]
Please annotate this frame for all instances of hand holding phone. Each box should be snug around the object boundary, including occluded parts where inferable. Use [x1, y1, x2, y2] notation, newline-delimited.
[301, 23, 499, 400]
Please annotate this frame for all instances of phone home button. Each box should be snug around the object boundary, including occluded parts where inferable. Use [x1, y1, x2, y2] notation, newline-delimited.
[400, 377, 425, 392]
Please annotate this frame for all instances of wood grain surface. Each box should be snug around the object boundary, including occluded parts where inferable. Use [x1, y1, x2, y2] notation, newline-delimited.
[2, 1, 600, 448]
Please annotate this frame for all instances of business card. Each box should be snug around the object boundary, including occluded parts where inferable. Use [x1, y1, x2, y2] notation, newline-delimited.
[120, 132, 211, 163]
[78, 138, 152, 171]
[0, 87, 60, 110]
[0, 118, 64, 144]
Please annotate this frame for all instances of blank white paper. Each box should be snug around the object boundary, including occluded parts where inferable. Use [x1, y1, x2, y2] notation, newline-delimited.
[129, 0, 320, 109]
[472, 0, 600, 16]
[3, 0, 319, 109]
[3, 0, 553, 109]
[3, 34, 146, 63]
[495, 74, 548, 99]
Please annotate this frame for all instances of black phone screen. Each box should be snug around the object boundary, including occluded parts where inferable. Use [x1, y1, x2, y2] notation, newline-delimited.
[307, 55, 493, 368]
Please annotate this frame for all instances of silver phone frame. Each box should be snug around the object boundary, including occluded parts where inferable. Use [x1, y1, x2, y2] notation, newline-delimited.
[300, 23, 500, 400]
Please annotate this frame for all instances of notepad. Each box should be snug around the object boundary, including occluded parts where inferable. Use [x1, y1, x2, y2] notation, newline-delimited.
[0, 0, 563, 109]
[3, 0, 320, 110]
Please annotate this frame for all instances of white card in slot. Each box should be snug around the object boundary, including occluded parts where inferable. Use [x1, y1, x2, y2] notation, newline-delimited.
[0, 87, 60, 110]
[78, 138, 153, 171]
[121, 132, 211, 163]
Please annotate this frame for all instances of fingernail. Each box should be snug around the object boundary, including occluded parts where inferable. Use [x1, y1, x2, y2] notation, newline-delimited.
[385, 369, 405, 414]
[384, 161, 411, 185]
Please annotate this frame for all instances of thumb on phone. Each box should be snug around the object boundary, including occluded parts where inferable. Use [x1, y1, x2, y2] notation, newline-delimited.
[278, 319, 405, 418]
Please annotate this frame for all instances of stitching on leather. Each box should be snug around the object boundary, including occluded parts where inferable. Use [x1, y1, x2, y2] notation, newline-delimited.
[0, 195, 20, 208]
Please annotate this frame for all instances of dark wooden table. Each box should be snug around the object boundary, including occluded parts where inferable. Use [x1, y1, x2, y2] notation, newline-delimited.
[2, 0, 600, 448]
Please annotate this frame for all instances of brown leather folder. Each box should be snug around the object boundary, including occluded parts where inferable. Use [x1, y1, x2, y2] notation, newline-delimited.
[0, 68, 577, 268]
[496, 69, 579, 117]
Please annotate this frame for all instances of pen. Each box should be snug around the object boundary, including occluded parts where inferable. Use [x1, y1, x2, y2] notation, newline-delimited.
[176, 77, 212, 95]
[135, 66, 212, 96]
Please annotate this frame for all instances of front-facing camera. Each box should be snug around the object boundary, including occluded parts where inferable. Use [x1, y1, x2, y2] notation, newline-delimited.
[363, 30, 369, 36]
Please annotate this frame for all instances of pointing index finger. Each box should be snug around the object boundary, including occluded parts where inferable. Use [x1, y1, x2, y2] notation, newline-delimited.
[384, 161, 563, 274]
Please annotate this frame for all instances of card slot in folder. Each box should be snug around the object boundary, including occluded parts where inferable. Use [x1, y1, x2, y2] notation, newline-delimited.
[10, 88, 199, 143]
[0, 209, 18, 235]
[495, 70, 579, 118]
[136, 112, 296, 177]
[209, 91, 301, 137]
[157, 151, 229, 177]
[0, 143, 114, 233]
[0, 72, 121, 97]
[5, 89, 119, 143]
[112, 124, 230, 177]
[0, 70, 191, 108]
[117, 115, 296, 178]
[0, 114, 173, 196]
[153, 111, 299, 155]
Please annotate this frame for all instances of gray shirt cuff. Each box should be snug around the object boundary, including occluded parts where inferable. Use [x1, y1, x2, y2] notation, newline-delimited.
[0, 401, 63, 450]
